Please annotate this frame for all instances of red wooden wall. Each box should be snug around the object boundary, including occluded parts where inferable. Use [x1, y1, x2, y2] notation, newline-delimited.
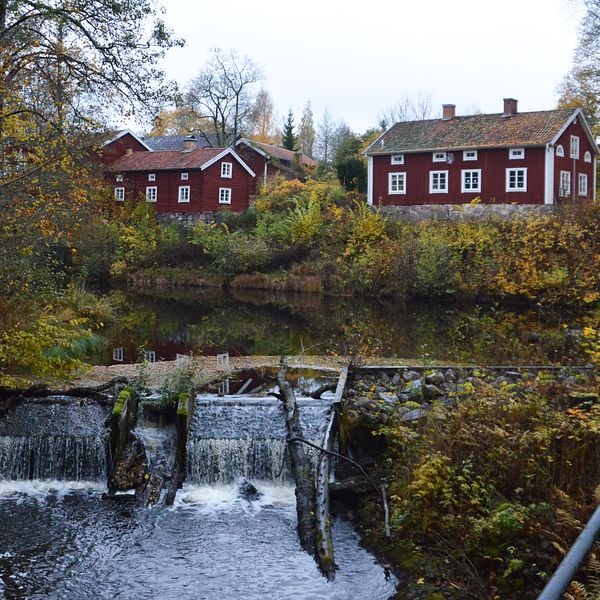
[102, 133, 149, 165]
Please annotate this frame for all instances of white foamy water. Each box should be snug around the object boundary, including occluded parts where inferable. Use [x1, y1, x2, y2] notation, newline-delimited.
[0, 479, 104, 499]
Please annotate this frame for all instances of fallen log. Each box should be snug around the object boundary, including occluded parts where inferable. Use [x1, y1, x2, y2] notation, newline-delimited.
[310, 383, 336, 399]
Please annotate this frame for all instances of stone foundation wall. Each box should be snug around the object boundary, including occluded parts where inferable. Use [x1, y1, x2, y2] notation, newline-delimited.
[156, 212, 222, 229]
[377, 203, 556, 222]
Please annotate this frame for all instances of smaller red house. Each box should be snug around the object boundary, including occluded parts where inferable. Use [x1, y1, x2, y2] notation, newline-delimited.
[103, 131, 256, 213]
[365, 99, 599, 206]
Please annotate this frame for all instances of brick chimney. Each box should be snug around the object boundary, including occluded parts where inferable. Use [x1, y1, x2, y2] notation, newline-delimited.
[503, 98, 518, 117]
[442, 104, 456, 120]
[183, 135, 198, 152]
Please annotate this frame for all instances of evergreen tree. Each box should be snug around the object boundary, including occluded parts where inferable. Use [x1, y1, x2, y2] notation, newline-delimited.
[282, 109, 297, 150]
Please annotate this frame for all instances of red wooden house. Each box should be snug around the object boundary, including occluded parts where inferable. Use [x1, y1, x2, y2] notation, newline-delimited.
[365, 99, 599, 206]
[103, 131, 256, 213]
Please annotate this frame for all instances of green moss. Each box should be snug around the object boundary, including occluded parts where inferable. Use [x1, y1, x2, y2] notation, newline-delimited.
[177, 393, 191, 417]
[112, 387, 131, 415]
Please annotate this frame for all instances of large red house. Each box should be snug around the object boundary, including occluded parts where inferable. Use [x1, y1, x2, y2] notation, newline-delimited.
[103, 131, 256, 213]
[365, 99, 599, 206]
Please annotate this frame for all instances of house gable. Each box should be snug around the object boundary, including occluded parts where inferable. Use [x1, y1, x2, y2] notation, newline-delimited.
[102, 130, 152, 166]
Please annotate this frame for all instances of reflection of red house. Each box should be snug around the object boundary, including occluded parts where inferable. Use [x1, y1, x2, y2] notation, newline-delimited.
[102, 131, 256, 213]
[365, 99, 599, 206]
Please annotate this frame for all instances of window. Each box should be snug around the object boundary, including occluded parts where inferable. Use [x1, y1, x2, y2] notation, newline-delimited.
[178, 185, 190, 203]
[556, 145, 564, 157]
[143, 350, 156, 363]
[388, 172, 406, 194]
[146, 186, 157, 202]
[114, 187, 125, 201]
[585, 151, 592, 163]
[148, 173, 156, 181]
[461, 169, 481, 193]
[391, 154, 404, 165]
[579, 173, 588, 197]
[115, 174, 123, 182]
[219, 187, 232, 204]
[506, 168, 527, 192]
[509, 148, 525, 159]
[429, 170, 448, 193]
[181, 172, 189, 180]
[112, 347, 124, 362]
[221, 162, 232, 178]
[570, 135, 580, 159]
[463, 150, 478, 161]
[559, 171, 571, 197]
[432, 152, 447, 163]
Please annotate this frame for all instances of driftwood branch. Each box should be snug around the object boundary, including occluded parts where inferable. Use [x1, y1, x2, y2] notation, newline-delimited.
[0, 377, 128, 402]
[310, 383, 336, 399]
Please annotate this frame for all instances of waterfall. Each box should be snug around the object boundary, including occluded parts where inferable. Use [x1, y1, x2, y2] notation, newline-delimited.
[0, 399, 109, 482]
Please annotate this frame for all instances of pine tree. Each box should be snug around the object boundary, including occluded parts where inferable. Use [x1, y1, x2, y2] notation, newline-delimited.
[282, 109, 297, 150]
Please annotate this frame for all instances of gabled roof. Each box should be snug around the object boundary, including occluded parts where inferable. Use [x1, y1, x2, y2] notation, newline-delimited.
[142, 133, 218, 152]
[365, 109, 584, 155]
[237, 138, 317, 167]
[103, 129, 153, 152]
[106, 147, 256, 177]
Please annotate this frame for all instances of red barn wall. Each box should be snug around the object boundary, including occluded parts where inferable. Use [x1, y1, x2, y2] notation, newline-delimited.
[372, 147, 546, 205]
[236, 146, 266, 192]
[102, 134, 149, 165]
[201, 157, 251, 212]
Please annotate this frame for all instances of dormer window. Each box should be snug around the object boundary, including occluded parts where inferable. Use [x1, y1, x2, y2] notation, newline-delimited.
[509, 148, 525, 160]
[432, 152, 447, 163]
[463, 150, 478, 161]
[148, 173, 156, 181]
[585, 151, 592, 163]
[391, 155, 404, 165]
[221, 162, 232, 178]
[556, 145, 564, 157]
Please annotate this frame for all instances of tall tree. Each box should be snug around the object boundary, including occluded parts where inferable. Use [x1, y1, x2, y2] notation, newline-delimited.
[248, 88, 279, 143]
[297, 101, 316, 158]
[185, 49, 262, 147]
[282, 109, 297, 150]
[378, 91, 435, 129]
[316, 108, 335, 163]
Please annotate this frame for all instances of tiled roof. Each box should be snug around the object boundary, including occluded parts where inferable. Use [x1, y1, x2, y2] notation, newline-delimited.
[366, 109, 576, 155]
[107, 148, 223, 171]
[142, 134, 217, 152]
[248, 140, 317, 167]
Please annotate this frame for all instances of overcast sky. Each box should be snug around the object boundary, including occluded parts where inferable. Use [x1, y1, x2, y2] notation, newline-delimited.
[156, 0, 583, 133]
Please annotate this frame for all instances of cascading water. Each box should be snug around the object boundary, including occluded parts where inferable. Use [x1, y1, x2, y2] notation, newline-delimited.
[187, 395, 331, 484]
[0, 399, 109, 482]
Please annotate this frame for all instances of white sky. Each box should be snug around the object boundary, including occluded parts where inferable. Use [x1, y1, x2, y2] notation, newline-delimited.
[155, 0, 583, 133]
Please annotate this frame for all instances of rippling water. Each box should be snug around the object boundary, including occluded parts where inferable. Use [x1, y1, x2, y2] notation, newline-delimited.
[0, 481, 397, 599]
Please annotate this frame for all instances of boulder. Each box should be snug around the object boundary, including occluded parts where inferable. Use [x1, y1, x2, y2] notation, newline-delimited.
[401, 408, 428, 421]
[444, 369, 456, 383]
[402, 370, 421, 382]
[403, 380, 424, 402]
[424, 384, 443, 400]
[377, 392, 398, 404]
[392, 373, 402, 386]
[239, 479, 262, 501]
[425, 372, 445, 386]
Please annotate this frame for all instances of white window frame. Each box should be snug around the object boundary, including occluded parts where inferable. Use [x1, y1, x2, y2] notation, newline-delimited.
[390, 154, 404, 165]
[112, 347, 124, 362]
[559, 171, 571, 197]
[570, 135, 580, 159]
[429, 170, 448, 194]
[579, 173, 588, 197]
[143, 350, 156, 363]
[115, 174, 124, 182]
[181, 172, 189, 180]
[114, 187, 125, 202]
[148, 173, 156, 182]
[555, 145, 564, 158]
[585, 151, 592, 163]
[221, 162, 233, 178]
[463, 150, 478, 161]
[432, 151, 447, 163]
[509, 148, 525, 160]
[388, 172, 406, 195]
[219, 187, 232, 204]
[178, 185, 190, 203]
[506, 168, 527, 192]
[461, 169, 481, 193]
[145, 186, 157, 202]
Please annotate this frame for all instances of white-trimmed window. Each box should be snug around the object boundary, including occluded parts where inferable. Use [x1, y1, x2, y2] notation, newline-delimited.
[391, 154, 404, 165]
[556, 145, 564, 157]
[148, 173, 156, 181]
[579, 173, 588, 197]
[221, 162, 233, 178]
[463, 150, 478, 161]
[570, 135, 580, 159]
[388, 172, 406, 194]
[146, 186, 157, 202]
[178, 185, 190, 203]
[114, 187, 125, 201]
[219, 187, 232, 204]
[506, 168, 527, 192]
[429, 170, 448, 193]
[559, 171, 571, 197]
[112, 347, 124, 362]
[509, 148, 525, 160]
[461, 169, 481, 193]
[181, 172, 189, 180]
[585, 151, 592, 163]
[115, 174, 123, 182]
[432, 151, 447, 163]
[143, 350, 156, 363]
